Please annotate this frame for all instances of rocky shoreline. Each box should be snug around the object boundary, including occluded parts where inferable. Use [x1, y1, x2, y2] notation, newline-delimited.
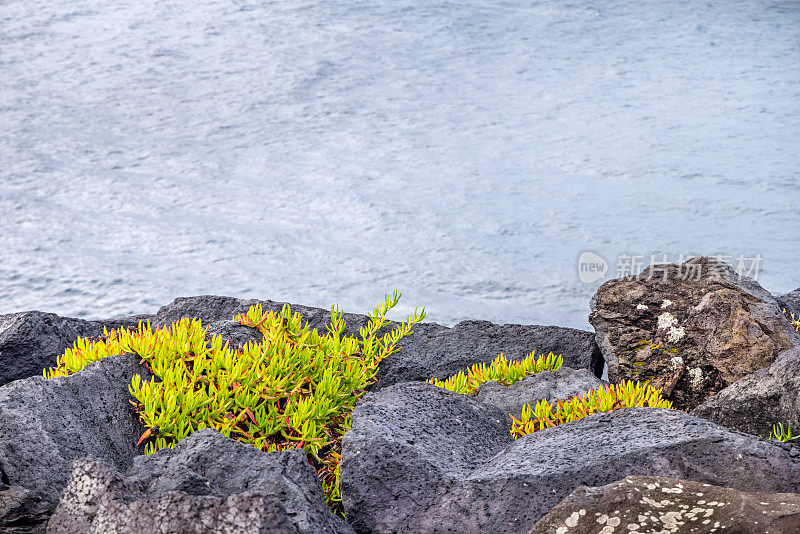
[0, 256, 798, 533]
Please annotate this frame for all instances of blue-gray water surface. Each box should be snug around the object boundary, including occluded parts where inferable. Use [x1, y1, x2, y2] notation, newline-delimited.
[1, 0, 799, 329]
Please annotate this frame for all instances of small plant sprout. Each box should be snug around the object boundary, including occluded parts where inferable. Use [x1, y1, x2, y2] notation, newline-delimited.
[769, 422, 799, 443]
[427, 351, 563, 395]
[45, 291, 425, 515]
[509, 380, 673, 439]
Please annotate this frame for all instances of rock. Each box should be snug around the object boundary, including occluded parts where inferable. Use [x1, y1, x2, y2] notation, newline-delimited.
[777, 288, 800, 319]
[0, 354, 148, 531]
[340, 382, 800, 534]
[374, 320, 604, 391]
[474, 366, 606, 426]
[528, 475, 800, 534]
[691, 346, 800, 439]
[154, 296, 604, 389]
[47, 429, 354, 534]
[589, 256, 799, 410]
[0, 311, 148, 386]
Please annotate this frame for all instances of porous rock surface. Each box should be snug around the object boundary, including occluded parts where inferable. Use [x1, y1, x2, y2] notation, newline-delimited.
[47, 429, 353, 534]
[0, 311, 148, 386]
[692, 346, 800, 438]
[154, 295, 605, 388]
[528, 475, 800, 534]
[776, 287, 800, 318]
[0, 354, 148, 532]
[474, 366, 606, 425]
[589, 256, 799, 410]
[340, 382, 800, 534]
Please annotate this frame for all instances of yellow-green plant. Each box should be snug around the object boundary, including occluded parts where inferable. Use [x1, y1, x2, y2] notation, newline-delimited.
[45, 292, 425, 514]
[427, 351, 562, 395]
[510, 380, 673, 439]
[785, 310, 800, 334]
[769, 422, 798, 443]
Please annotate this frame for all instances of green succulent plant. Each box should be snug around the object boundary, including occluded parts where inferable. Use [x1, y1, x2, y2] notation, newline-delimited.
[45, 292, 425, 514]
[510, 380, 673, 439]
[427, 351, 563, 395]
[768, 421, 798, 443]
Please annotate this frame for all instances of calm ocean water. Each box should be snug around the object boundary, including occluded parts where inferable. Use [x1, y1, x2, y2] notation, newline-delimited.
[1, 0, 799, 329]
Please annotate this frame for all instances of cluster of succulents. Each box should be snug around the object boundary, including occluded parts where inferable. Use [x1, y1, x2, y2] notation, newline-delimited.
[509, 380, 673, 439]
[427, 351, 563, 395]
[45, 292, 425, 512]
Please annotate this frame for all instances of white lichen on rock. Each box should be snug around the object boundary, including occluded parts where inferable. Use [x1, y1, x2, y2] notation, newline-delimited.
[657, 312, 686, 343]
[688, 368, 704, 388]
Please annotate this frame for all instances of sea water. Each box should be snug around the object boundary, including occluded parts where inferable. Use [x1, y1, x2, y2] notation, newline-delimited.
[1, 0, 798, 329]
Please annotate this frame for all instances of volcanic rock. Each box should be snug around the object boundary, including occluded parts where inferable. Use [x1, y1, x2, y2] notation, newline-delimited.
[589, 256, 799, 410]
[692, 346, 800, 439]
[0, 311, 148, 386]
[474, 366, 606, 425]
[47, 429, 353, 534]
[340, 382, 800, 534]
[528, 475, 800, 534]
[0, 354, 148, 531]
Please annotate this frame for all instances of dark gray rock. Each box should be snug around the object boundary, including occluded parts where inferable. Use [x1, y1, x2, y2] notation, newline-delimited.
[589, 256, 800, 410]
[528, 475, 800, 534]
[0, 354, 148, 531]
[374, 319, 604, 390]
[474, 366, 606, 426]
[153, 296, 604, 389]
[340, 382, 800, 534]
[777, 288, 800, 319]
[47, 429, 354, 534]
[692, 346, 800, 439]
[0, 311, 148, 386]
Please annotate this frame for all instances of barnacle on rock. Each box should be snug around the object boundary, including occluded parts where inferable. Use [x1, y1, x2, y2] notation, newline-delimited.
[45, 292, 425, 514]
[426, 351, 562, 395]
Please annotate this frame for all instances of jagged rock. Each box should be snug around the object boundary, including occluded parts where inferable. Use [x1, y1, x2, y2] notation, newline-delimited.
[692, 346, 800, 439]
[474, 366, 606, 425]
[528, 475, 800, 534]
[47, 429, 353, 534]
[589, 256, 799, 410]
[153, 296, 604, 389]
[0, 311, 148, 386]
[777, 288, 800, 319]
[340, 382, 800, 534]
[0, 354, 148, 531]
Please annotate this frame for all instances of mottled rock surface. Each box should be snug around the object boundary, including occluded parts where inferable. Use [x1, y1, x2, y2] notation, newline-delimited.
[47, 429, 353, 534]
[341, 382, 800, 534]
[475, 366, 606, 425]
[589, 256, 799, 410]
[0, 311, 148, 386]
[529, 475, 800, 534]
[692, 346, 800, 439]
[0, 354, 148, 531]
[154, 296, 604, 388]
